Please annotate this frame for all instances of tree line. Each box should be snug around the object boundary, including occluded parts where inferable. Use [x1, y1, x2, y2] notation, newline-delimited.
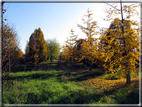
[2, 24, 61, 73]
[60, 3, 140, 84]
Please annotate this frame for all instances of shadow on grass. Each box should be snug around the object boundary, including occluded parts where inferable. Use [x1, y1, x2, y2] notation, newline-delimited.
[59, 71, 105, 82]
[100, 80, 139, 104]
[5, 61, 105, 82]
[22, 81, 139, 104]
[11, 60, 68, 73]
[2, 72, 56, 81]
[24, 89, 103, 104]
[11, 64, 59, 72]
[11, 60, 88, 73]
[51, 91, 102, 104]
[122, 90, 139, 104]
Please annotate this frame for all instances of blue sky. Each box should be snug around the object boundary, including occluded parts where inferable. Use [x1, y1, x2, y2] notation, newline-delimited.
[3, 2, 140, 53]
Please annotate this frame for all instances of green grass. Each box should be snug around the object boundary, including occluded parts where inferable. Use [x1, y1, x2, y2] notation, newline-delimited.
[3, 70, 90, 104]
[2, 60, 140, 104]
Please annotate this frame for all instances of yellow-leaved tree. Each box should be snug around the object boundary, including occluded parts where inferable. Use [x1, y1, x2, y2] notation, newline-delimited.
[100, 2, 140, 83]
[61, 29, 78, 62]
[77, 8, 99, 72]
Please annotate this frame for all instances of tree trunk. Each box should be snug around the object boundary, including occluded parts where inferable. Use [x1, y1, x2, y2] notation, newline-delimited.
[9, 51, 11, 73]
[9, 44, 11, 73]
[70, 56, 71, 62]
[127, 71, 131, 83]
[50, 56, 53, 62]
[120, 0, 131, 84]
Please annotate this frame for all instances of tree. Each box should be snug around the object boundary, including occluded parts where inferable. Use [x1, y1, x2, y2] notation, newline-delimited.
[61, 29, 78, 63]
[2, 23, 21, 73]
[16, 48, 24, 64]
[77, 8, 98, 72]
[101, 2, 140, 83]
[75, 38, 103, 68]
[2, 1, 24, 73]
[46, 38, 61, 62]
[100, 18, 131, 53]
[25, 41, 30, 62]
[26, 28, 48, 65]
[75, 38, 88, 63]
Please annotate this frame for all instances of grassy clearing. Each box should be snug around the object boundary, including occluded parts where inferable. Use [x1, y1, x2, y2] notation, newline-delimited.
[2, 60, 140, 104]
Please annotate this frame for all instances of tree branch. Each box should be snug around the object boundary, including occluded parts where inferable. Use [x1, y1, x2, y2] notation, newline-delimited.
[102, 0, 120, 11]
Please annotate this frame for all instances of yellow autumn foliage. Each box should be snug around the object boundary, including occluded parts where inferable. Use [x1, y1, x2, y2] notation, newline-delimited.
[61, 29, 78, 62]
[100, 4, 140, 82]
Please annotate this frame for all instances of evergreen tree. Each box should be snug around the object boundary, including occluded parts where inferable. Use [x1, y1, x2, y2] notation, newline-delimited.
[27, 28, 48, 65]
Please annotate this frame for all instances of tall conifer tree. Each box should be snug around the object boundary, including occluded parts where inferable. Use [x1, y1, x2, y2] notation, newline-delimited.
[27, 28, 48, 65]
